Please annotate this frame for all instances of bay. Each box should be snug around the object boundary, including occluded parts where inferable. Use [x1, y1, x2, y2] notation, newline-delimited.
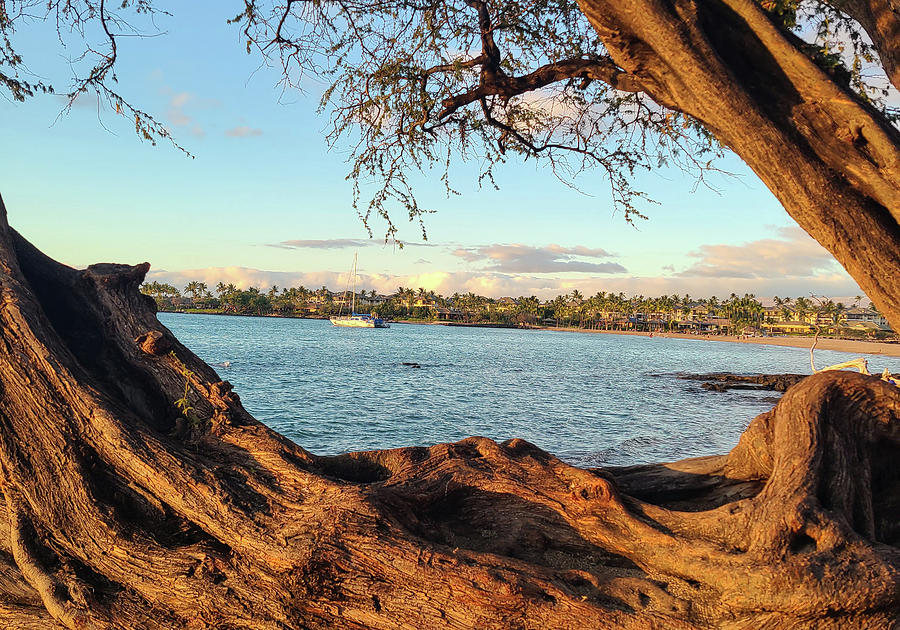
[159, 313, 900, 467]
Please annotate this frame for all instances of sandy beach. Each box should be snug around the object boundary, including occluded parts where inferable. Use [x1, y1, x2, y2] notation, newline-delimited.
[535, 326, 900, 358]
[173, 313, 900, 358]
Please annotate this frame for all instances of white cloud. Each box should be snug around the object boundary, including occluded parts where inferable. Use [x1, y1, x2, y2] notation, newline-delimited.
[268, 238, 371, 250]
[452, 248, 483, 263]
[267, 238, 441, 252]
[546, 244, 613, 257]
[59, 92, 99, 110]
[146, 267, 343, 292]
[453, 243, 625, 274]
[159, 88, 220, 137]
[149, 71, 224, 138]
[676, 226, 840, 279]
[141, 227, 862, 300]
[144, 265, 862, 301]
[167, 92, 194, 127]
[170, 92, 191, 109]
[225, 126, 263, 138]
[569, 274, 861, 301]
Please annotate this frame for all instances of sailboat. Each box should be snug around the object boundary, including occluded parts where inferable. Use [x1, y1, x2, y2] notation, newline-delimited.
[330, 253, 390, 328]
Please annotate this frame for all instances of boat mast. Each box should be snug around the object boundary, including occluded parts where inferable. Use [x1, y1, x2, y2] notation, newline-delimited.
[351, 252, 357, 314]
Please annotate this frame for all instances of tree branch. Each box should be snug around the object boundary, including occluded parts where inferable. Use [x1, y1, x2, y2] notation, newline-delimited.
[824, 0, 900, 91]
[438, 56, 644, 119]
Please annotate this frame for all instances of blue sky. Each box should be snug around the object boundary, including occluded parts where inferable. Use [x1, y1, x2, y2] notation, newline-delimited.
[0, 2, 863, 300]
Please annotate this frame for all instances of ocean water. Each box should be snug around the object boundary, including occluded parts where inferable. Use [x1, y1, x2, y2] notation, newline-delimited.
[159, 313, 900, 467]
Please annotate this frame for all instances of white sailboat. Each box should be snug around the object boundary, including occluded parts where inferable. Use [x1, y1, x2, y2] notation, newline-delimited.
[330, 253, 390, 328]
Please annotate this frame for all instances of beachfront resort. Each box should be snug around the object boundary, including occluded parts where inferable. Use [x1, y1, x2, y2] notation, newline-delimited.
[143, 282, 894, 339]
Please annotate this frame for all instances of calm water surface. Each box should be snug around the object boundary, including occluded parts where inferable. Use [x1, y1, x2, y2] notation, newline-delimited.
[159, 313, 900, 467]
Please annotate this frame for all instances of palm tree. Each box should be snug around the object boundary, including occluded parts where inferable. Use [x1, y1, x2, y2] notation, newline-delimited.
[679, 296, 691, 325]
[183, 281, 207, 302]
[794, 297, 812, 326]
[775, 296, 794, 323]
[749, 297, 764, 331]
[220, 284, 241, 313]
[567, 290, 584, 327]
[834, 302, 846, 333]
[522, 295, 540, 323]
[723, 294, 759, 335]
[550, 294, 562, 324]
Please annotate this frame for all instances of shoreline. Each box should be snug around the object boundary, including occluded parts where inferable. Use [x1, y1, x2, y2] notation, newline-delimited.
[159, 311, 900, 358]
[531, 326, 900, 358]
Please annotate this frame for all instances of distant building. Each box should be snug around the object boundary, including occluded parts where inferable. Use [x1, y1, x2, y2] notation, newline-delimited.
[844, 307, 887, 325]
[689, 305, 710, 320]
[762, 305, 786, 322]
[495, 296, 519, 312]
[843, 321, 885, 334]
[701, 317, 731, 332]
[767, 320, 815, 334]
[433, 307, 463, 321]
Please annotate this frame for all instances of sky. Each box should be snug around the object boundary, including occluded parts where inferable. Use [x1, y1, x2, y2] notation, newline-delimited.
[0, 3, 865, 301]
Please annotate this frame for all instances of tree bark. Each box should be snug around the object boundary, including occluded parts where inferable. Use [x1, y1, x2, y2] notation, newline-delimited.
[827, 0, 900, 91]
[576, 0, 900, 333]
[0, 196, 897, 628]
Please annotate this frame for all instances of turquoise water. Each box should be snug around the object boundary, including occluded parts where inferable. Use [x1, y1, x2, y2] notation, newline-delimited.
[159, 313, 900, 467]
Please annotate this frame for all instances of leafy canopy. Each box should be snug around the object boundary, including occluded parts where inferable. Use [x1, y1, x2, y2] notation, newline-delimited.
[1, 0, 895, 237]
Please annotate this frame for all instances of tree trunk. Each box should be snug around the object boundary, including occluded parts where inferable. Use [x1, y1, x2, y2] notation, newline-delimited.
[576, 0, 900, 332]
[826, 0, 900, 90]
[0, 197, 897, 628]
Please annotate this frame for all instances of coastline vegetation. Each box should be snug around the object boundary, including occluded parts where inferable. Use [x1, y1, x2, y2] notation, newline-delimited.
[142, 281, 894, 340]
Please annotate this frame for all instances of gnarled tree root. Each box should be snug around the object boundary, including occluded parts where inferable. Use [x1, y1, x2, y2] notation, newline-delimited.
[0, 196, 897, 628]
